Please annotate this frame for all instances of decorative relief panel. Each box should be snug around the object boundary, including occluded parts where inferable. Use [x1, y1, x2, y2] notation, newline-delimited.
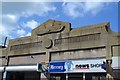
[42, 38, 53, 49]
[32, 20, 69, 36]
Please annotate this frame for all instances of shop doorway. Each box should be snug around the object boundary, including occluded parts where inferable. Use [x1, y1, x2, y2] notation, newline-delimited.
[85, 73, 106, 80]
[68, 73, 83, 80]
[50, 73, 66, 80]
[6, 71, 40, 80]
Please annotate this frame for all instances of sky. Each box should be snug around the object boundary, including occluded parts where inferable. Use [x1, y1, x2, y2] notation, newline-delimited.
[0, 0, 119, 45]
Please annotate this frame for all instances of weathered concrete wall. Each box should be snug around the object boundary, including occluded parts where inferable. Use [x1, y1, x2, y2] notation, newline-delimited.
[112, 46, 120, 56]
[51, 47, 106, 61]
[0, 20, 119, 66]
[0, 20, 120, 79]
[0, 58, 6, 66]
[8, 53, 46, 65]
[0, 48, 7, 66]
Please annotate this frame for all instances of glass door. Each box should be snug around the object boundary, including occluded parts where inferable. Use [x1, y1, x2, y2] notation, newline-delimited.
[6, 71, 40, 80]
[68, 73, 83, 80]
[7, 72, 24, 80]
[50, 73, 66, 80]
[85, 73, 106, 80]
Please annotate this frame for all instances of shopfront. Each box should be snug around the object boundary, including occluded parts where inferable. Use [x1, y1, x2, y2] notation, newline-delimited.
[49, 58, 106, 80]
[6, 71, 40, 80]
[2, 64, 42, 80]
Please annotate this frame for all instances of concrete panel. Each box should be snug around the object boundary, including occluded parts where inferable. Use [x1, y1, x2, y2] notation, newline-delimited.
[112, 46, 120, 56]
[50, 48, 106, 61]
[9, 54, 46, 65]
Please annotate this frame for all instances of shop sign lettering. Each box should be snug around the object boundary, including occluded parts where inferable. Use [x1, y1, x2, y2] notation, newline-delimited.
[50, 65, 63, 70]
[75, 63, 102, 69]
[75, 64, 89, 69]
[90, 63, 101, 68]
[49, 62, 66, 72]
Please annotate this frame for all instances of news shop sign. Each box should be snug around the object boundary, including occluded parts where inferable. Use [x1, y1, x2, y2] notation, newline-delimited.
[49, 61, 66, 73]
[65, 59, 106, 72]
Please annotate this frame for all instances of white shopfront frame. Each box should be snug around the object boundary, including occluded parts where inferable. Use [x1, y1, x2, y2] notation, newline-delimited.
[112, 56, 120, 69]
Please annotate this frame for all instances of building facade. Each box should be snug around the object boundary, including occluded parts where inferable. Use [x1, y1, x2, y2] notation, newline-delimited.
[0, 20, 120, 80]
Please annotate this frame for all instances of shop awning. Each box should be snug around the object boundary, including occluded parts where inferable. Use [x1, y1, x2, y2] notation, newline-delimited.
[0, 65, 39, 72]
[6, 65, 38, 71]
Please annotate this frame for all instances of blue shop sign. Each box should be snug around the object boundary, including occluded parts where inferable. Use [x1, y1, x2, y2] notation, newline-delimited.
[49, 62, 66, 72]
